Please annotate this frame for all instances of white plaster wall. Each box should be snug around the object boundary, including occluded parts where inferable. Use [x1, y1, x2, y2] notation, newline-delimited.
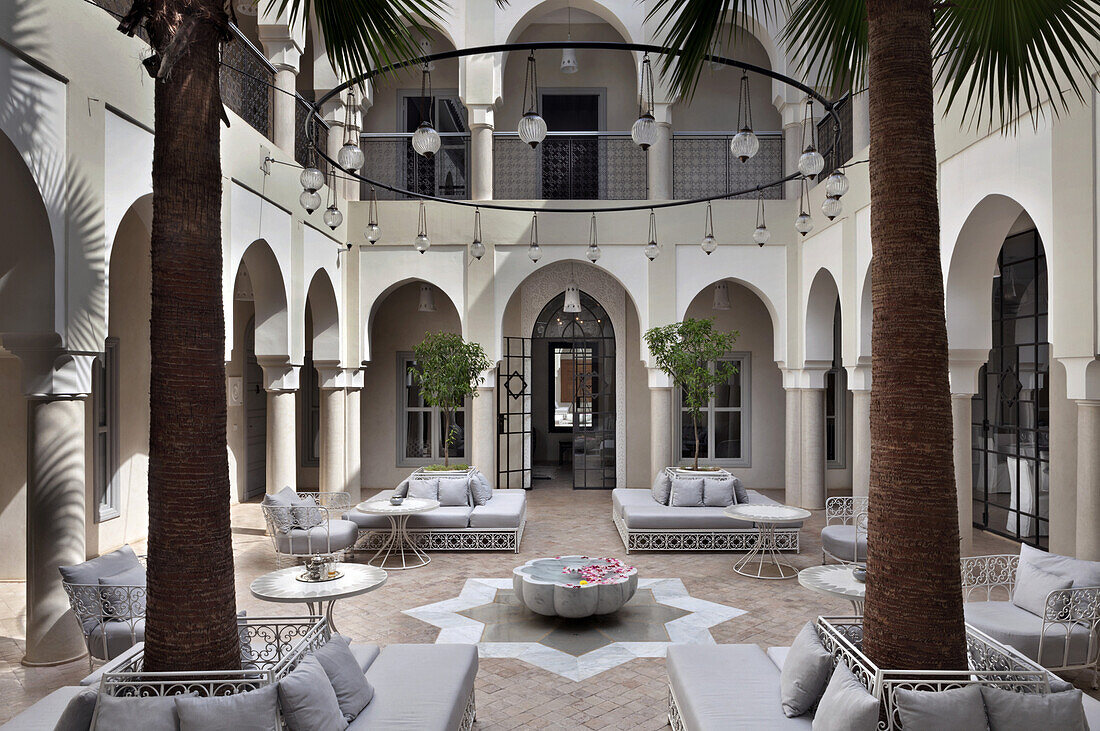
[103, 112, 153, 267]
[0, 355, 27, 579]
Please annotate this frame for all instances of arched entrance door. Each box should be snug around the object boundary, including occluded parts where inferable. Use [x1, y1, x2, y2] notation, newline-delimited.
[244, 318, 267, 500]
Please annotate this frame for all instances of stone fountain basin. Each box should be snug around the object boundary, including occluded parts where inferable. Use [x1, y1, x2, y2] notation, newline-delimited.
[512, 556, 638, 618]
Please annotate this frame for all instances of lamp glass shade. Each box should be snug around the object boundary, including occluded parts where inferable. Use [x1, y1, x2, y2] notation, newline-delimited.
[712, 282, 731, 311]
[825, 170, 849, 198]
[323, 205, 343, 230]
[644, 241, 659, 261]
[701, 234, 718, 255]
[586, 244, 601, 263]
[470, 240, 486, 260]
[300, 190, 322, 214]
[415, 234, 431, 253]
[300, 166, 325, 192]
[560, 48, 578, 73]
[729, 129, 759, 162]
[337, 143, 365, 172]
[631, 114, 658, 150]
[418, 284, 437, 312]
[753, 225, 770, 246]
[412, 121, 441, 158]
[563, 284, 582, 312]
[365, 223, 381, 244]
[795, 213, 814, 236]
[798, 147, 825, 177]
[821, 196, 843, 220]
[518, 112, 548, 148]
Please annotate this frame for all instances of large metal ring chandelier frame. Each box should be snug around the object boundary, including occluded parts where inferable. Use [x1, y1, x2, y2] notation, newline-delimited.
[308, 41, 847, 215]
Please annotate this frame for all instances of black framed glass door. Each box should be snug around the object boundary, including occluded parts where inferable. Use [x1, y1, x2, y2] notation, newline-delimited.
[497, 336, 532, 490]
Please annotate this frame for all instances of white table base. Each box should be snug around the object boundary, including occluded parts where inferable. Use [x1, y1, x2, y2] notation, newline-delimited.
[733, 522, 800, 580]
[368, 514, 431, 570]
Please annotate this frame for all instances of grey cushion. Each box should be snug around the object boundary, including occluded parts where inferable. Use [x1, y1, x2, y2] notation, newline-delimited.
[273, 519, 358, 555]
[59, 546, 143, 617]
[731, 476, 749, 504]
[651, 471, 672, 506]
[313, 635, 374, 721]
[277, 655, 347, 731]
[469, 491, 527, 529]
[407, 478, 438, 500]
[83, 617, 144, 660]
[1083, 693, 1100, 730]
[2, 687, 90, 731]
[470, 470, 494, 506]
[261, 487, 299, 533]
[813, 663, 879, 731]
[670, 477, 705, 507]
[437, 477, 470, 507]
[349, 644, 477, 731]
[703, 477, 735, 507]
[92, 692, 190, 731]
[980, 685, 1087, 730]
[612, 488, 657, 517]
[965, 600, 1094, 666]
[175, 684, 279, 731]
[780, 622, 833, 717]
[393, 479, 410, 498]
[344, 505, 473, 530]
[1019, 543, 1100, 588]
[666, 644, 811, 730]
[767, 646, 791, 671]
[821, 524, 868, 562]
[98, 564, 146, 619]
[349, 643, 381, 674]
[620, 503, 756, 530]
[290, 493, 324, 530]
[1013, 560, 1072, 617]
[894, 685, 987, 730]
[54, 686, 98, 731]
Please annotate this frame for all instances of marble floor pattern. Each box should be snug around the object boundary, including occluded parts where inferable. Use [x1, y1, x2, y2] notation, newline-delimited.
[0, 479, 1095, 729]
[406, 578, 743, 681]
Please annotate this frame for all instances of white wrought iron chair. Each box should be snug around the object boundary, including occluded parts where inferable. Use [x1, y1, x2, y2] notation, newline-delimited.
[962, 553, 1100, 688]
[261, 489, 358, 568]
[61, 556, 147, 670]
[821, 496, 868, 565]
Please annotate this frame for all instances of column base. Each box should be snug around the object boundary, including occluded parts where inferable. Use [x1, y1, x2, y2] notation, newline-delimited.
[22, 649, 88, 668]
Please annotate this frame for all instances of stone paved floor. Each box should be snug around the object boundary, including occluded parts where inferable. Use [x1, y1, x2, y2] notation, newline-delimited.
[0, 482, 1095, 728]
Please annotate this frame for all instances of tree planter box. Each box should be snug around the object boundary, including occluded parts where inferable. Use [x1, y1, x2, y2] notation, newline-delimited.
[411, 466, 479, 481]
[665, 466, 733, 478]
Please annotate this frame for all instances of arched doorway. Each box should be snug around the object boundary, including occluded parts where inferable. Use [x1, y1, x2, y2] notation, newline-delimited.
[243, 317, 266, 500]
[972, 228, 1049, 547]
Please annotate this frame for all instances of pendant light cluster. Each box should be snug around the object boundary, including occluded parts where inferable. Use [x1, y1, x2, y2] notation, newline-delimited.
[411, 60, 441, 158]
[631, 54, 658, 151]
[519, 53, 548, 148]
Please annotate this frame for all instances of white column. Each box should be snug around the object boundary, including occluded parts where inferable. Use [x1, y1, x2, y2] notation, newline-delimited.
[344, 372, 363, 501]
[471, 371, 496, 481]
[258, 25, 303, 154]
[851, 89, 870, 153]
[785, 387, 803, 507]
[649, 369, 673, 479]
[1076, 400, 1100, 560]
[780, 102, 805, 200]
[469, 105, 494, 201]
[319, 387, 345, 492]
[851, 389, 871, 498]
[648, 104, 673, 200]
[800, 388, 826, 510]
[261, 362, 298, 494]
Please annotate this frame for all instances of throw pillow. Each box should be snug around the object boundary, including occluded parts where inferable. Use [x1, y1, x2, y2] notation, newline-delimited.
[470, 470, 494, 506]
[703, 476, 736, 507]
[175, 684, 279, 731]
[812, 663, 879, 731]
[407, 478, 439, 501]
[313, 635, 375, 721]
[290, 493, 325, 530]
[394, 478, 410, 498]
[55, 686, 98, 731]
[92, 692, 192, 731]
[669, 477, 705, 507]
[651, 471, 673, 506]
[1012, 560, 1072, 617]
[437, 477, 470, 507]
[1019, 543, 1100, 589]
[780, 622, 834, 717]
[980, 685, 1087, 731]
[98, 564, 147, 619]
[59, 545, 143, 617]
[277, 655, 348, 731]
[731, 476, 748, 504]
[261, 487, 299, 534]
[893, 685, 988, 730]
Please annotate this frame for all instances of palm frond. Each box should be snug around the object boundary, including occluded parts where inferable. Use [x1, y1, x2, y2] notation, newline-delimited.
[782, 0, 866, 94]
[932, 0, 1100, 130]
[269, 0, 447, 84]
[645, 0, 782, 101]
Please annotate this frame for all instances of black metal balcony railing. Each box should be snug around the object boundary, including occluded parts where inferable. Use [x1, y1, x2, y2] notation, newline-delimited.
[817, 99, 854, 179]
[360, 134, 472, 200]
[672, 132, 785, 200]
[220, 27, 275, 139]
[494, 133, 647, 200]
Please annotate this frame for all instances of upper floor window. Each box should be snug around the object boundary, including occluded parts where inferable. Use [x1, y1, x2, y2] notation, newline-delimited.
[826, 302, 846, 468]
[93, 337, 120, 522]
[677, 353, 751, 467]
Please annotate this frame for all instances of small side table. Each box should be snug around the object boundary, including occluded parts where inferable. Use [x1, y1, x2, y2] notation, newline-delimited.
[356, 498, 440, 570]
[798, 564, 866, 614]
[250, 563, 387, 633]
[725, 503, 812, 580]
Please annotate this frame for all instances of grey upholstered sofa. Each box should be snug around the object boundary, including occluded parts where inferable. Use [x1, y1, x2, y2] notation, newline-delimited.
[347, 469, 526, 552]
[59, 545, 147, 667]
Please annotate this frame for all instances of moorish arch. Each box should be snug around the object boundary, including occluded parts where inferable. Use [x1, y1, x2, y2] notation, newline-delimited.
[305, 269, 341, 364]
[237, 239, 291, 361]
[804, 267, 840, 368]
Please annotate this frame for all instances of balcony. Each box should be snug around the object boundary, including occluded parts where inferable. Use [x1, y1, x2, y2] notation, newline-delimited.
[359, 131, 785, 201]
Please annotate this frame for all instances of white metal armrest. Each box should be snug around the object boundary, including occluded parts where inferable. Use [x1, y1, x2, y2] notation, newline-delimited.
[1044, 585, 1100, 624]
[825, 496, 869, 526]
[961, 554, 1019, 602]
[298, 490, 353, 512]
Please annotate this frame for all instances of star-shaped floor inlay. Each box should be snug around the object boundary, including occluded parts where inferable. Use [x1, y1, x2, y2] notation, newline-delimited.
[404, 578, 744, 680]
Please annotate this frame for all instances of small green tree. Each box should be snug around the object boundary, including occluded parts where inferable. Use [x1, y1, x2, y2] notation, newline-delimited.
[411, 332, 492, 467]
[645, 319, 738, 470]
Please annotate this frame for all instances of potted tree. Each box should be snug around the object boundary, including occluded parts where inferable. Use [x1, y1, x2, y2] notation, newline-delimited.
[409, 331, 492, 475]
[644, 318, 738, 474]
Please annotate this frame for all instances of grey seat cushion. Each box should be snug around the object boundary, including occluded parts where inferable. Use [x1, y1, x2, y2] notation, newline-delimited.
[273, 519, 358, 555]
[97, 564, 147, 619]
[350, 643, 380, 674]
[83, 617, 145, 660]
[821, 524, 868, 562]
[1083, 693, 1100, 730]
[666, 644, 812, 730]
[2, 686, 92, 731]
[812, 663, 879, 731]
[1013, 560, 1072, 617]
[621, 502, 756, 530]
[350, 644, 477, 730]
[313, 635, 374, 721]
[612, 489, 655, 518]
[767, 646, 791, 671]
[469, 491, 526, 529]
[277, 655, 347, 731]
[780, 622, 833, 717]
[964, 600, 1094, 666]
[980, 685, 1088, 730]
[345, 506, 472, 530]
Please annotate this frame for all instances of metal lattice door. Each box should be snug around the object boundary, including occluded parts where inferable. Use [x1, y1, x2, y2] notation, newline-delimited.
[497, 337, 532, 490]
[570, 337, 616, 489]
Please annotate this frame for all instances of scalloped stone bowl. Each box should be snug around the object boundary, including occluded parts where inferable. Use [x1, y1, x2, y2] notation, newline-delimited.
[512, 556, 638, 618]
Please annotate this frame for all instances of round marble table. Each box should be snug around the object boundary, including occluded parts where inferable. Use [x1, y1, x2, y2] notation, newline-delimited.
[725, 503, 812, 579]
[250, 562, 387, 632]
[356, 498, 439, 570]
[513, 556, 638, 618]
[798, 564, 866, 614]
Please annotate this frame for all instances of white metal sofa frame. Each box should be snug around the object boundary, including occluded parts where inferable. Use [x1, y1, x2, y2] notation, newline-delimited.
[61, 557, 146, 671]
[261, 490, 356, 567]
[353, 471, 526, 553]
[667, 616, 1057, 731]
[962, 553, 1100, 687]
[612, 509, 801, 554]
[822, 496, 869, 564]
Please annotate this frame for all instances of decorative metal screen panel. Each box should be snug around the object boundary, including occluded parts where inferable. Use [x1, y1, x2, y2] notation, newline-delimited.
[359, 136, 470, 201]
[494, 138, 539, 199]
[673, 134, 784, 200]
[220, 28, 274, 139]
[818, 100, 854, 179]
[494, 135, 646, 200]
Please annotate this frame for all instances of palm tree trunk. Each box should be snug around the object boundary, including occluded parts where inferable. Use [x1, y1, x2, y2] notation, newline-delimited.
[863, 0, 967, 670]
[143, 0, 240, 672]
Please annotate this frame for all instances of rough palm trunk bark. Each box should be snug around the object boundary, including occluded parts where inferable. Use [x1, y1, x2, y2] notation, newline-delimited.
[863, 0, 968, 670]
[143, 0, 240, 672]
